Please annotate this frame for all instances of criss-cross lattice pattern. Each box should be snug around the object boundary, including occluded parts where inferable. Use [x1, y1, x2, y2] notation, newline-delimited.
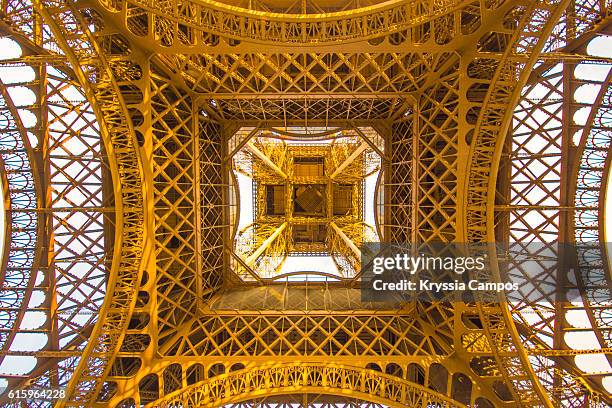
[0, 0, 610, 406]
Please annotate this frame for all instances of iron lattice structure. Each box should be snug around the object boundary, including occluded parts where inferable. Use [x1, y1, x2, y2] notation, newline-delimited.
[0, 0, 610, 407]
[229, 127, 382, 281]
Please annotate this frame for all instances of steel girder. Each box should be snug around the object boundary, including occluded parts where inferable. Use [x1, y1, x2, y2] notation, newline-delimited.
[0, 0, 610, 407]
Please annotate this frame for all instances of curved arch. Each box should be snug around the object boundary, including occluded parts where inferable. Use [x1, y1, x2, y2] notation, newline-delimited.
[373, 167, 384, 240]
[463, 0, 571, 406]
[270, 271, 344, 281]
[568, 67, 612, 392]
[0, 154, 8, 279]
[105, 0, 477, 45]
[572, 69, 612, 244]
[189, 0, 407, 19]
[0, 75, 41, 372]
[29, 2, 147, 404]
[148, 363, 465, 408]
[268, 127, 343, 140]
[229, 168, 240, 241]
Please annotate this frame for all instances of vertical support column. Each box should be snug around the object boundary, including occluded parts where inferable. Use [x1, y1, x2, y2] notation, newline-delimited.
[455, 55, 470, 242]
[222, 122, 237, 285]
[560, 1, 578, 243]
[554, 31, 578, 394]
[222, 123, 231, 290]
[193, 101, 203, 309]
[114, 51, 153, 407]
[411, 105, 419, 244]
[35, 26, 60, 388]
[380, 123, 392, 243]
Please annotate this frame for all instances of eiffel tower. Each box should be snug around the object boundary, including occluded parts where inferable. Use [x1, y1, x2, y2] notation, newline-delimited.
[0, 0, 610, 406]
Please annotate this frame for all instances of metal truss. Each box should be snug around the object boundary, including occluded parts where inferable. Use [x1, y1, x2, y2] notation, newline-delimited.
[464, 9, 612, 408]
[160, 308, 453, 357]
[228, 127, 381, 281]
[98, 0, 468, 46]
[0, 0, 145, 405]
[148, 363, 463, 407]
[0, 68, 41, 386]
[219, 393, 388, 408]
[0, 0, 610, 407]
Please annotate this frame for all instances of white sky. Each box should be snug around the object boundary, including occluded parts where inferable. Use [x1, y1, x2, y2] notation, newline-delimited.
[278, 256, 340, 279]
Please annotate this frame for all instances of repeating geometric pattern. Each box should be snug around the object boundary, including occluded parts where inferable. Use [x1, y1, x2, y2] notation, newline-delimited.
[150, 364, 464, 407]
[150, 73, 223, 340]
[21, 1, 145, 404]
[0, 75, 38, 357]
[112, 0, 471, 45]
[0, 0, 609, 406]
[0, 25, 113, 406]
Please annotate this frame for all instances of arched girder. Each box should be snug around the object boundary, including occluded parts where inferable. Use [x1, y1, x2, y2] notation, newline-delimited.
[92, 0, 474, 46]
[146, 363, 465, 408]
[27, 0, 147, 405]
[0, 24, 128, 404]
[567, 67, 612, 401]
[0, 74, 42, 383]
[463, 0, 580, 405]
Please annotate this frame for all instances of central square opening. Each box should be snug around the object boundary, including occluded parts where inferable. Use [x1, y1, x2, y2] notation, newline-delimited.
[229, 126, 384, 282]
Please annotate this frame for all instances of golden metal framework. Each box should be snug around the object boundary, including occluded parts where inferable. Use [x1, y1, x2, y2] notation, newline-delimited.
[229, 127, 381, 280]
[150, 363, 464, 407]
[0, 0, 609, 407]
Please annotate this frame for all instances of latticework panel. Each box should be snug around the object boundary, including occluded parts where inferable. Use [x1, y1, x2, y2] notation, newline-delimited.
[0, 27, 114, 408]
[0, 0, 144, 404]
[487, 19, 612, 403]
[222, 393, 387, 408]
[0, 0, 610, 406]
[24, 2, 145, 403]
[386, 117, 414, 243]
[151, 73, 200, 337]
[163, 311, 453, 357]
[207, 98, 405, 122]
[150, 70, 225, 341]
